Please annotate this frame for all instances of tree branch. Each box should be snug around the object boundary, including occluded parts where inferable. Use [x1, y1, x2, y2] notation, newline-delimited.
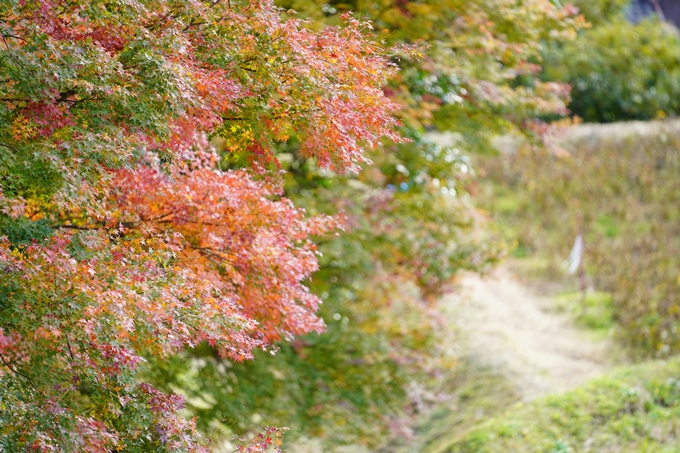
[0, 351, 40, 393]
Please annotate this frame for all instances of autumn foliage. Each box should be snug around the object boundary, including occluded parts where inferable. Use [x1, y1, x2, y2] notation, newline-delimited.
[147, 0, 585, 448]
[0, 0, 588, 449]
[0, 0, 402, 450]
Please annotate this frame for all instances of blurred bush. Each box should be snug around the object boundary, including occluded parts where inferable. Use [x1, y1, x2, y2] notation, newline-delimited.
[570, 0, 628, 26]
[541, 0, 680, 122]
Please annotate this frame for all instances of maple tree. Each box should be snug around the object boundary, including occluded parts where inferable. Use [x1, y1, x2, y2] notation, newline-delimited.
[281, 0, 584, 144]
[0, 0, 587, 450]
[0, 0, 403, 451]
[144, 0, 586, 448]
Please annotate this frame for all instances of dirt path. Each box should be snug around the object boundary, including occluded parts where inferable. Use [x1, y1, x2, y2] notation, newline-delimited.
[442, 267, 613, 402]
[426, 130, 614, 400]
[372, 266, 617, 453]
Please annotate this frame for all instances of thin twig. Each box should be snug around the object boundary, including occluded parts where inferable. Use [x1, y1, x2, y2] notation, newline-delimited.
[0, 351, 40, 393]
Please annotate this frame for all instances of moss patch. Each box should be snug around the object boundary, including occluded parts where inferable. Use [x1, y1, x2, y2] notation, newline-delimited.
[437, 359, 680, 453]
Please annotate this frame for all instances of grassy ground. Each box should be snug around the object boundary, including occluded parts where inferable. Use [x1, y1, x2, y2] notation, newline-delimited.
[552, 291, 615, 340]
[379, 359, 522, 453]
[379, 264, 617, 453]
[410, 361, 521, 453]
[384, 274, 680, 453]
[439, 358, 680, 453]
[475, 119, 680, 356]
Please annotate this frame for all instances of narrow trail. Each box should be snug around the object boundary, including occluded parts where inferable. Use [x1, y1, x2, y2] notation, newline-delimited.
[442, 266, 614, 402]
[374, 266, 618, 453]
[426, 131, 614, 401]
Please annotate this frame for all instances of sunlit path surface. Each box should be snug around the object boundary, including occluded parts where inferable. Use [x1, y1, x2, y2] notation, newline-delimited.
[444, 267, 613, 401]
[377, 266, 618, 453]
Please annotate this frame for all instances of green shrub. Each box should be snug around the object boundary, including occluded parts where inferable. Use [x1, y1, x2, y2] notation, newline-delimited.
[542, 18, 680, 122]
[569, 0, 628, 26]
